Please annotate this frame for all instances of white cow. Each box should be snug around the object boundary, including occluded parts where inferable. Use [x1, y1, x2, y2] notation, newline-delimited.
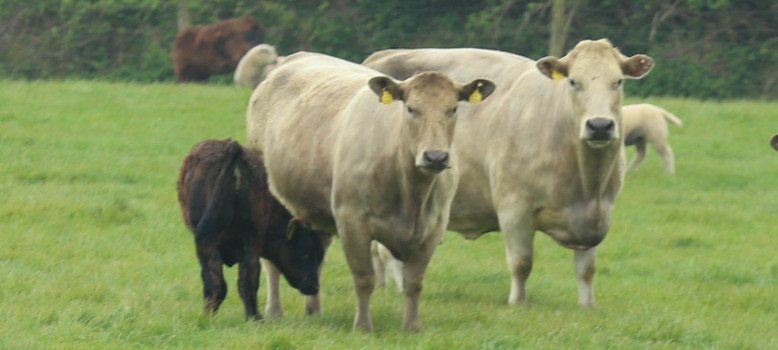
[364, 39, 654, 307]
[246, 52, 494, 331]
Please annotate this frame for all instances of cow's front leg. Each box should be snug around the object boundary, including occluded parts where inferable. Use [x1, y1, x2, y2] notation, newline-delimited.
[400, 245, 435, 332]
[238, 237, 261, 320]
[261, 259, 284, 319]
[574, 247, 596, 307]
[498, 208, 535, 305]
[338, 217, 375, 332]
[196, 244, 227, 315]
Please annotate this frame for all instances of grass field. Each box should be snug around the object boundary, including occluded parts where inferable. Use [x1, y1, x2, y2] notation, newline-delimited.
[1, 80, 777, 349]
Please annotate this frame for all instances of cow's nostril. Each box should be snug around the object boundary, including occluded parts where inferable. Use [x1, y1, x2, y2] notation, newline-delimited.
[423, 151, 449, 165]
[586, 118, 615, 132]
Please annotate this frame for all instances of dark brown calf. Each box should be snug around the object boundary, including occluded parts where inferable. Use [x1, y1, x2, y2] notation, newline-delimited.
[172, 16, 264, 82]
[177, 139, 325, 320]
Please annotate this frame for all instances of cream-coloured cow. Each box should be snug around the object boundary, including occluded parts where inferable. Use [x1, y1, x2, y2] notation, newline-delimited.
[246, 52, 494, 332]
[234, 44, 286, 88]
[364, 39, 653, 307]
[622, 103, 682, 174]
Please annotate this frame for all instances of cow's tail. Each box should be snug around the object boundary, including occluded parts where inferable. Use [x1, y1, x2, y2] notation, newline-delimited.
[194, 140, 243, 245]
[662, 109, 683, 127]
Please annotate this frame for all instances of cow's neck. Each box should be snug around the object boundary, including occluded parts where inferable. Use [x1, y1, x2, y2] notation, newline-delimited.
[575, 142, 621, 201]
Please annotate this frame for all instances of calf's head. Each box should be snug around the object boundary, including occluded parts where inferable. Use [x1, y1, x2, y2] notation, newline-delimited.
[265, 219, 325, 295]
[537, 39, 654, 149]
[369, 72, 495, 173]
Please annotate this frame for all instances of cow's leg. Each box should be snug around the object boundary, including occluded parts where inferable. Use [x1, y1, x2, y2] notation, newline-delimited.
[261, 259, 284, 319]
[371, 242, 387, 289]
[574, 247, 596, 307]
[628, 140, 647, 172]
[238, 237, 261, 321]
[400, 241, 437, 332]
[654, 143, 675, 174]
[338, 217, 375, 332]
[196, 244, 227, 315]
[499, 208, 535, 305]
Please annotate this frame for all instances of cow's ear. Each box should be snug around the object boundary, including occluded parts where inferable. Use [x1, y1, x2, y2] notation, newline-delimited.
[459, 79, 496, 104]
[537, 57, 568, 81]
[771, 134, 778, 151]
[621, 54, 654, 79]
[368, 76, 404, 104]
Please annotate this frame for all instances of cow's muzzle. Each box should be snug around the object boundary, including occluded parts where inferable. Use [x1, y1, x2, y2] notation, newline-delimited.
[419, 150, 450, 172]
[584, 117, 617, 148]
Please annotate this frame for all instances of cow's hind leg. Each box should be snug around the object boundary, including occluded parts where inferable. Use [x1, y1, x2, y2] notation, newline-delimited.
[628, 139, 647, 172]
[196, 244, 227, 315]
[574, 247, 596, 307]
[238, 236, 261, 321]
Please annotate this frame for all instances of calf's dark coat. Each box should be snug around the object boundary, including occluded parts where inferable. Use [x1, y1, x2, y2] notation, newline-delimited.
[177, 139, 324, 320]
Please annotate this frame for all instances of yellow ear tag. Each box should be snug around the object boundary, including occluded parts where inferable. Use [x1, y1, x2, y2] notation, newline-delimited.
[551, 69, 565, 81]
[468, 88, 482, 103]
[380, 89, 394, 104]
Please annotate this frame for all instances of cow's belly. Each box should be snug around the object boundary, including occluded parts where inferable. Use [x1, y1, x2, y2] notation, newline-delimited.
[535, 200, 613, 248]
[447, 177, 499, 238]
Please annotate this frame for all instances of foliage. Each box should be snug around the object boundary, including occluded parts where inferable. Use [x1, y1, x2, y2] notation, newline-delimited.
[0, 0, 776, 98]
[1, 80, 778, 347]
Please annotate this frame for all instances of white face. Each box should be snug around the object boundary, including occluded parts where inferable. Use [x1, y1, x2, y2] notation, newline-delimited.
[402, 82, 460, 173]
[537, 39, 654, 150]
[566, 57, 624, 149]
[368, 74, 496, 173]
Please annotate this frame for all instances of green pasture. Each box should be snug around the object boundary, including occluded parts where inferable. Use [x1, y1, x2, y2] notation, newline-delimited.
[1, 80, 776, 349]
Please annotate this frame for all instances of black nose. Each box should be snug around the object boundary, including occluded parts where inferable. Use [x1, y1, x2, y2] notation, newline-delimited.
[423, 151, 449, 168]
[586, 118, 615, 133]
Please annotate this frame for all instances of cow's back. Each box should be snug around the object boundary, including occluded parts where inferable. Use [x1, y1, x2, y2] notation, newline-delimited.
[246, 52, 380, 229]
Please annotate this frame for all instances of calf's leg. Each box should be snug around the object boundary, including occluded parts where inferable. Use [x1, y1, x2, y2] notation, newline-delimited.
[628, 140, 647, 172]
[238, 237, 261, 320]
[654, 143, 675, 174]
[196, 244, 227, 314]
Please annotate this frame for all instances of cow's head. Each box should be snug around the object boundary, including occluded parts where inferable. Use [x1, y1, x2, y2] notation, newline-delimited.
[368, 72, 495, 173]
[537, 39, 654, 149]
[771, 134, 778, 151]
[264, 219, 326, 295]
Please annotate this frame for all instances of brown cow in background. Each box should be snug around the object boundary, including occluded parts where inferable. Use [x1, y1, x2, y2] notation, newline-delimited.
[172, 16, 263, 82]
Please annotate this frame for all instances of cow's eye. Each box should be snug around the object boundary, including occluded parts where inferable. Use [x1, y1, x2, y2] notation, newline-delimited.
[449, 106, 457, 115]
[407, 106, 415, 114]
[613, 79, 623, 88]
[569, 79, 577, 87]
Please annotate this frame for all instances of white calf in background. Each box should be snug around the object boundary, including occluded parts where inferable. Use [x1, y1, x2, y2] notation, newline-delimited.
[622, 103, 683, 174]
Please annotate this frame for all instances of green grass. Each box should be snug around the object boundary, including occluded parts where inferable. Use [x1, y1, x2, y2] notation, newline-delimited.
[1, 80, 777, 349]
